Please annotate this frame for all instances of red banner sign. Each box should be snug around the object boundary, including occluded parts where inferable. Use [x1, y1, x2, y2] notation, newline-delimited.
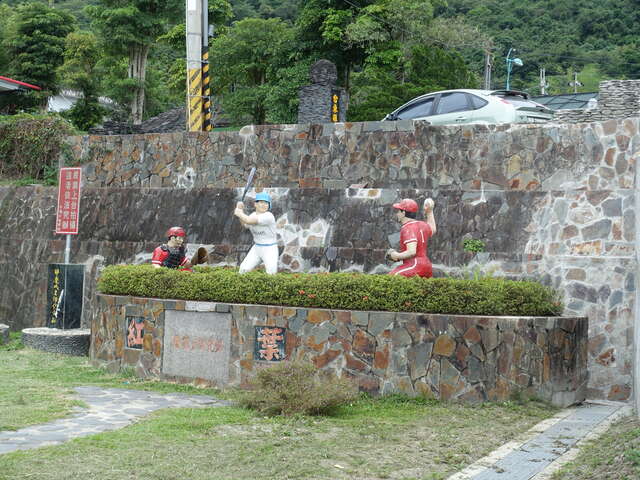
[55, 167, 82, 235]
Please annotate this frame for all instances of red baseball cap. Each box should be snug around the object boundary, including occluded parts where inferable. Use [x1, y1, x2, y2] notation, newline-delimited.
[392, 199, 418, 213]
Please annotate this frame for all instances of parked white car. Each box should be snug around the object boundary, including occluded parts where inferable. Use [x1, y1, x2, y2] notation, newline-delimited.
[382, 89, 554, 125]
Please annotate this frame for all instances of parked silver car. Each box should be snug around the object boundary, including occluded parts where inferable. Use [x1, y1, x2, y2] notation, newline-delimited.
[382, 89, 554, 125]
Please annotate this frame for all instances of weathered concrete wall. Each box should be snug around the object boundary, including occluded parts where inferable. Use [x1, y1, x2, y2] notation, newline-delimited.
[93, 295, 588, 407]
[1, 118, 638, 402]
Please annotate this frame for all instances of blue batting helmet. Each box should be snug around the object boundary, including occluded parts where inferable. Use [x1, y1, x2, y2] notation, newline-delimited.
[255, 192, 271, 206]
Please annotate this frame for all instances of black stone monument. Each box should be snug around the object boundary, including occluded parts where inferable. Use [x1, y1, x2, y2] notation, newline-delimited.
[47, 264, 84, 329]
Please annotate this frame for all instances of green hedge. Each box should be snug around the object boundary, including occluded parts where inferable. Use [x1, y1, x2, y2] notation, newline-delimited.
[98, 265, 563, 317]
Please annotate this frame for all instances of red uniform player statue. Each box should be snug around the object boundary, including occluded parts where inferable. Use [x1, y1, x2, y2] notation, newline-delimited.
[152, 226, 192, 270]
[387, 198, 437, 277]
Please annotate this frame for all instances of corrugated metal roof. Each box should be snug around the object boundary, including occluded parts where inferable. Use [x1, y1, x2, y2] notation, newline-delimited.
[531, 92, 599, 111]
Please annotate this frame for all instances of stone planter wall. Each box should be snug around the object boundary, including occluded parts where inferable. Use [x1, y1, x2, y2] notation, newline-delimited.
[2, 117, 638, 402]
[92, 294, 588, 407]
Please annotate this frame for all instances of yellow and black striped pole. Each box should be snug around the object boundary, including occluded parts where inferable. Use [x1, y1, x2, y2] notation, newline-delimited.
[202, 46, 212, 131]
[188, 66, 203, 132]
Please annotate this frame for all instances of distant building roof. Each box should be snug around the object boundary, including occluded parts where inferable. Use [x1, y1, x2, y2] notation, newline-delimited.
[0, 75, 41, 93]
[47, 89, 114, 112]
[531, 92, 599, 111]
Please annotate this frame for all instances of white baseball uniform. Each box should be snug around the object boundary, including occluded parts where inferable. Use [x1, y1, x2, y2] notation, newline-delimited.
[240, 211, 279, 274]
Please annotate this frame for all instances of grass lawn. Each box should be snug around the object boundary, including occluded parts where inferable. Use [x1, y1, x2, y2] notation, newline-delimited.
[552, 415, 640, 480]
[0, 334, 559, 480]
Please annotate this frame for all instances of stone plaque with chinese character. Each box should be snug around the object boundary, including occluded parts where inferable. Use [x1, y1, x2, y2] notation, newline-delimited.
[47, 264, 84, 329]
[254, 326, 286, 362]
[125, 316, 145, 349]
[162, 310, 231, 383]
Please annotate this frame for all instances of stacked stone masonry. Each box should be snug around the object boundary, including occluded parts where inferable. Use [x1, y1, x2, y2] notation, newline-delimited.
[0, 117, 638, 402]
[554, 80, 640, 123]
[93, 295, 588, 407]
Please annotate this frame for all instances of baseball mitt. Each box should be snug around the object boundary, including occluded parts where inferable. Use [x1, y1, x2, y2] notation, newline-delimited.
[190, 247, 209, 266]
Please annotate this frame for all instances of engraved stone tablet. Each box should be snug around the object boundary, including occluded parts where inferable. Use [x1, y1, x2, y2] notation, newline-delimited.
[162, 310, 231, 384]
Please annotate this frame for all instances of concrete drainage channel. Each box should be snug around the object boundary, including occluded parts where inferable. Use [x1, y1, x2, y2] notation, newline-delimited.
[447, 400, 631, 480]
[21, 327, 91, 356]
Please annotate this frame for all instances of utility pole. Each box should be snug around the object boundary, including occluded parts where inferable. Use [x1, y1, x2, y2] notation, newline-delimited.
[483, 49, 492, 90]
[202, 0, 212, 131]
[186, 0, 204, 131]
[539, 68, 547, 95]
[573, 72, 579, 93]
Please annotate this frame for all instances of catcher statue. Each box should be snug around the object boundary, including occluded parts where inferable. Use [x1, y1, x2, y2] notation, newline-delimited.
[387, 198, 437, 278]
[152, 227, 208, 271]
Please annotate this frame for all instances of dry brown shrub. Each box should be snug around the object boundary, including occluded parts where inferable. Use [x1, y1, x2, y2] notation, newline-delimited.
[240, 361, 358, 416]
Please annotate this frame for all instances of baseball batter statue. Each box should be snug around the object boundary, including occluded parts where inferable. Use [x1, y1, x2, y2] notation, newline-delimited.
[234, 192, 278, 274]
[152, 226, 192, 270]
[387, 198, 436, 277]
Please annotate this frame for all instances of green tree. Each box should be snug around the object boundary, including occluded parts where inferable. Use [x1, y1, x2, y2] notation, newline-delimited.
[232, 0, 303, 21]
[264, 59, 313, 123]
[349, 45, 478, 120]
[339, 0, 480, 120]
[439, 0, 640, 92]
[3, 2, 75, 111]
[210, 17, 296, 124]
[57, 31, 105, 130]
[87, 0, 182, 124]
[0, 3, 13, 73]
[294, 0, 372, 90]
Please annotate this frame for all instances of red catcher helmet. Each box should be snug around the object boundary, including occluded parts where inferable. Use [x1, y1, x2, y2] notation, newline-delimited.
[392, 199, 418, 213]
[166, 226, 186, 238]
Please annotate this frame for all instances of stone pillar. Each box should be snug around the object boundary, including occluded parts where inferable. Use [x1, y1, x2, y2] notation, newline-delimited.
[297, 59, 348, 124]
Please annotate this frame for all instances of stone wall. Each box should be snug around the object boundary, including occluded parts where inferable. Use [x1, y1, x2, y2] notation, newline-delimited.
[554, 80, 640, 123]
[92, 294, 588, 407]
[1, 117, 638, 402]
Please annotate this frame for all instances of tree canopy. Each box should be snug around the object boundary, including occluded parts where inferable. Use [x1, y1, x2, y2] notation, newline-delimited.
[0, 0, 638, 126]
[438, 0, 640, 93]
[2, 2, 75, 111]
[87, 0, 183, 123]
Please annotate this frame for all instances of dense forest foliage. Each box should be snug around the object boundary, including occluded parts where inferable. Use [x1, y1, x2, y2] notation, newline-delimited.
[439, 0, 640, 93]
[0, 0, 638, 129]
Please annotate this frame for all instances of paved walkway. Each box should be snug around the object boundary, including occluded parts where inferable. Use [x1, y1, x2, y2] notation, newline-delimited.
[0, 386, 230, 455]
[447, 400, 632, 480]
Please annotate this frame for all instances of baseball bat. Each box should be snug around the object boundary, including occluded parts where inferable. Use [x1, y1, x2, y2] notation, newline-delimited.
[241, 167, 257, 202]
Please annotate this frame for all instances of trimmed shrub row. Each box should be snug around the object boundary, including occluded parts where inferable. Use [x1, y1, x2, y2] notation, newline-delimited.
[98, 265, 563, 317]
